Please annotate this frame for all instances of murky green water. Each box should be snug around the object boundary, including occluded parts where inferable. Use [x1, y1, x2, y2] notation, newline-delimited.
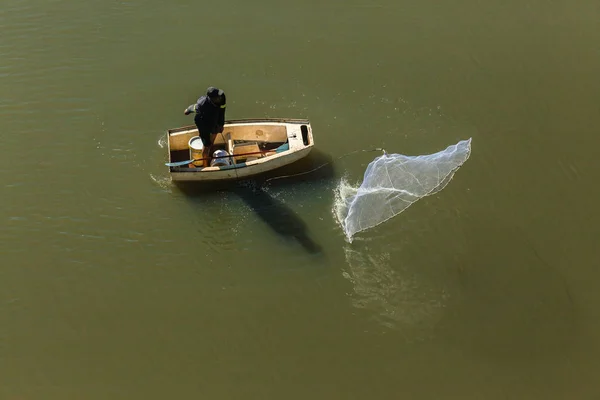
[1, 0, 599, 398]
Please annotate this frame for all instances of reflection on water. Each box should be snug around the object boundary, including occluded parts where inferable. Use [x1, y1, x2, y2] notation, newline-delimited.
[342, 238, 450, 341]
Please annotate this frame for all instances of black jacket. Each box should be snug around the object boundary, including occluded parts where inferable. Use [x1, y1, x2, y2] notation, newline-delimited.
[186, 94, 226, 134]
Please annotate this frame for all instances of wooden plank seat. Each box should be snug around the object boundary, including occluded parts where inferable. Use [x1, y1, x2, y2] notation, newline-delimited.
[233, 142, 262, 163]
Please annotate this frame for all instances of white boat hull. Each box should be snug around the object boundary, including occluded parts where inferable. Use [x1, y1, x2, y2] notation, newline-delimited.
[166, 118, 314, 182]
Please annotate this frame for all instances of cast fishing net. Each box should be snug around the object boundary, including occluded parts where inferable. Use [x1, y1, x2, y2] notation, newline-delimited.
[336, 139, 472, 241]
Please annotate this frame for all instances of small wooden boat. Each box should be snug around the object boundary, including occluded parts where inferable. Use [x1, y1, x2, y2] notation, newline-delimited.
[165, 118, 314, 182]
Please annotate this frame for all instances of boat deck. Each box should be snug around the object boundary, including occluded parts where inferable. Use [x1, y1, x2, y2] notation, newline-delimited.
[169, 141, 287, 168]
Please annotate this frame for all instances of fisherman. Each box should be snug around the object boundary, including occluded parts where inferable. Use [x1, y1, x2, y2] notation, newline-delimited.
[184, 86, 227, 167]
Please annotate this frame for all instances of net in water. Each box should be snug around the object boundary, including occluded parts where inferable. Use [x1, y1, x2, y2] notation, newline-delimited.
[337, 138, 472, 241]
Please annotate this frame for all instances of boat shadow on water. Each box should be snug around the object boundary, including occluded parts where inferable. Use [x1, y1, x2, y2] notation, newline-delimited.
[175, 149, 335, 255]
[233, 185, 323, 255]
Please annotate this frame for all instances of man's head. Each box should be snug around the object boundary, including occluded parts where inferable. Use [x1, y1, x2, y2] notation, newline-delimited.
[206, 86, 225, 106]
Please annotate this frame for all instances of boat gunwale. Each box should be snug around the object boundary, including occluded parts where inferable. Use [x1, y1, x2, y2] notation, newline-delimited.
[166, 118, 311, 135]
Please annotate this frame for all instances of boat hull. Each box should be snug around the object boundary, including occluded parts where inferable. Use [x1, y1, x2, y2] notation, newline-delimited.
[169, 146, 313, 182]
[166, 118, 314, 182]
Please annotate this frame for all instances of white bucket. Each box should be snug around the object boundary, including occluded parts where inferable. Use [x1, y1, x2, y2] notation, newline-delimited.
[188, 136, 204, 166]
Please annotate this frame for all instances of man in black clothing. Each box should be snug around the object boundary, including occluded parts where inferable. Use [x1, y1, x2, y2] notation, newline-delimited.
[184, 86, 227, 166]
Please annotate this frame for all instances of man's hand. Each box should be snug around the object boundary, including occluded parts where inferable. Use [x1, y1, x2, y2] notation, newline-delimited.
[184, 108, 191, 115]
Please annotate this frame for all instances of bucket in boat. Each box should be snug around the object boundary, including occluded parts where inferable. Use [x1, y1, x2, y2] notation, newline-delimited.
[188, 136, 204, 167]
[210, 149, 232, 167]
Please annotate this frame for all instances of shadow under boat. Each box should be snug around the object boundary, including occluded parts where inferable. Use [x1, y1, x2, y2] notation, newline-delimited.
[174, 150, 333, 255]
[232, 185, 323, 255]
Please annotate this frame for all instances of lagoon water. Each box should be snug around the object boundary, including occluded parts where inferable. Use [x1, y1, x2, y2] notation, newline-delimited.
[1, 0, 599, 398]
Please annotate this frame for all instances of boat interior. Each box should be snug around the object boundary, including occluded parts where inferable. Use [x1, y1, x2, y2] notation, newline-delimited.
[168, 124, 290, 168]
